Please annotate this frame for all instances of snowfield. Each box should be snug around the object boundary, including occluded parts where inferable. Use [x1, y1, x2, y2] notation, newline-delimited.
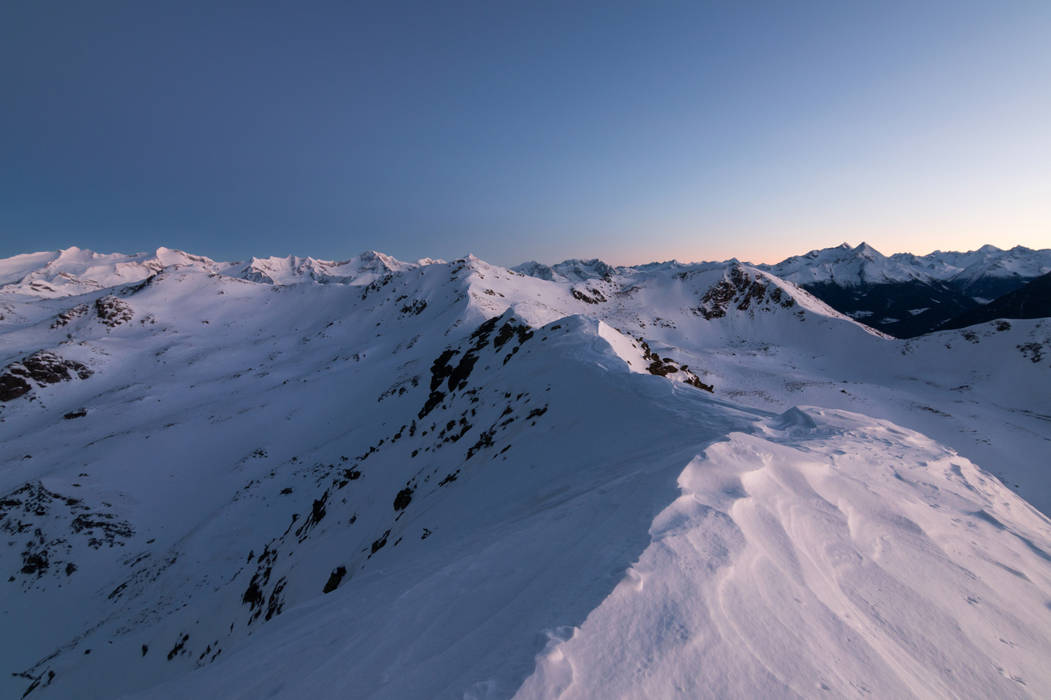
[518, 409, 1051, 699]
[1, 247, 1049, 699]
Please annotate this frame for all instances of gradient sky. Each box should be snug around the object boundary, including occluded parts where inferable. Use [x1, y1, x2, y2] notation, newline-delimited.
[2, 1, 1049, 266]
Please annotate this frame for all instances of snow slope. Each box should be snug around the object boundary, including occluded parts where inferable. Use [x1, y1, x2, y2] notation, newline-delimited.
[518, 408, 1051, 699]
[0, 247, 1049, 699]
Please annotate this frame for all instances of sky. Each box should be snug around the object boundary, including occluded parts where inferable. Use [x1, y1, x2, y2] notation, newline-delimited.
[2, 1, 1050, 266]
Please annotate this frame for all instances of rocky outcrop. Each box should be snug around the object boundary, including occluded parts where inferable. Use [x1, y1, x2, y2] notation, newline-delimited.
[637, 338, 714, 392]
[694, 264, 794, 320]
[571, 287, 607, 304]
[1, 481, 134, 586]
[51, 304, 89, 329]
[0, 351, 93, 401]
[95, 295, 134, 327]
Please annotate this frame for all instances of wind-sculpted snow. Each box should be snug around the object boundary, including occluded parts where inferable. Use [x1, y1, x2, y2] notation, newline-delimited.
[517, 407, 1051, 698]
[0, 247, 1049, 698]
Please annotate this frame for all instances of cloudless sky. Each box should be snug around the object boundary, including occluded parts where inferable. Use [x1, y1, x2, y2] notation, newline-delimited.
[2, 1, 1049, 265]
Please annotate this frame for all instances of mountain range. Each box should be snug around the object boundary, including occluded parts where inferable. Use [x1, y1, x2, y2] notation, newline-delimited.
[755, 242, 1051, 337]
[1, 243, 1050, 698]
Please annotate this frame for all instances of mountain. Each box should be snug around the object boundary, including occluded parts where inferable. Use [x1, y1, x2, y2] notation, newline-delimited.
[937, 270, 1051, 331]
[0, 246, 222, 298]
[237, 250, 425, 286]
[2, 247, 1050, 698]
[759, 241, 932, 285]
[510, 258, 616, 283]
[758, 243, 1051, 337]
[0, 246, 447, 300]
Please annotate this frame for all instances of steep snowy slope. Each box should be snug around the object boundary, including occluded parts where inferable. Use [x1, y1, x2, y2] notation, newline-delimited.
[1, 249, 1049, 699]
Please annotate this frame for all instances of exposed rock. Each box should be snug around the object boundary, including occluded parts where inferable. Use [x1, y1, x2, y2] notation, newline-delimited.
[1, 481, 133, 584]
[322, 566, 347, 594]
[0, 351, 93, 402]
[0, 373, 31, 401]
[51, 304, 89, 328]
[420, 315, 529, 418]
[637, 338, 714, 392]
[399, 299, 428, 315]
[70, 513, 135, 547]
[571, 287, 607, 304]
[393, 488, 413, 511]
[95, 295, 134, 327]
[370, 530, 390, 555]
[694, 264, 792, 320]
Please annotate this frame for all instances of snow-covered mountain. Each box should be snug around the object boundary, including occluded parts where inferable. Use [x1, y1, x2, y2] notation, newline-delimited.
[759, 242, 932, 286]
[757, 242, 1051, 337]
[2, 247, 1050, 699]
[0, 246, 223, 298]
[237, 250, 430, 286]
[0, 246, 444, 298]
[762, 242, 1051, 287]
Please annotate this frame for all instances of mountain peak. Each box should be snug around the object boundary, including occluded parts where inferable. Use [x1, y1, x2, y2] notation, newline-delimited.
[853, 241, 882, 257]
[358, 250, 400, 265]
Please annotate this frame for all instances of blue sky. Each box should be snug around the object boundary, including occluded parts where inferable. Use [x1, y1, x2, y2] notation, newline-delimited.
[2, 1, 1049, 265]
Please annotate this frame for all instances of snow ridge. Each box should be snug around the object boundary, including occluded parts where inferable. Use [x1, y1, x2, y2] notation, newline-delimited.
[517, 407, 1051, 699]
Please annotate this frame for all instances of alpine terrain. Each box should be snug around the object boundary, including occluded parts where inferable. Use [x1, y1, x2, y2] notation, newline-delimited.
[1, 246, 1050, 699]
[758, 242, 1051, 337]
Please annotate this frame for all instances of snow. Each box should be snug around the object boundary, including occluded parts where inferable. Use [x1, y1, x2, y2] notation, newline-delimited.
[595, 321, 647, 372]
[517, 408, 1051, 699]
[758, 242, 1051, 287]
[511, 259, 616, 284]
[1, 246, 1049, 699]
[0, 247, 425, 298]
[758, 242, 933, 286]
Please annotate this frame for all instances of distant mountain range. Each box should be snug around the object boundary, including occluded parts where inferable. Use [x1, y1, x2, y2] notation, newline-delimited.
[755, 242, 1051, 337]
